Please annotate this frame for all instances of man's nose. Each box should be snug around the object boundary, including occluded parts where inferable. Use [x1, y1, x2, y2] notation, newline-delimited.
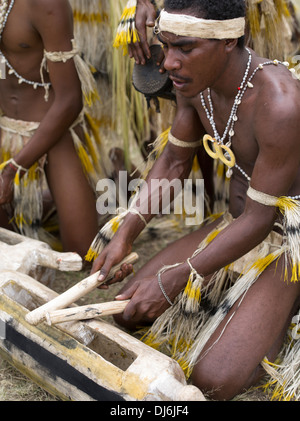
[163, 49, 181, 72]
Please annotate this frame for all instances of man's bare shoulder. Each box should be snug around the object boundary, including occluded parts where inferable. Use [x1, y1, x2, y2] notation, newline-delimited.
[29, 0, 70, 10]
[28, 0, 72, 21]
[27, 0, 73, 45]
[255, 68, 300, 125]
[253, 67, 300, 150]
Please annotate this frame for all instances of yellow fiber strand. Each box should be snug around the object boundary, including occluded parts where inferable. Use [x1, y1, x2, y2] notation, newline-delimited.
[252, 251, 281, 273]
[75, 142, 94, 174]
[85, 207, 132, 262]
[246, 0, 295, 60]
[276, 196, 299, 213]
[113, 1, 139, 53]
[83, 130, 99, 166]
[274, 0, 291, 18]
[192, 156, 200, 173]
[247, 1, 261, 37]
[110, 217, 121, 234]
[85, 113, 101, 145]
[291, 263, 300, 283]
[141, 127, 171, 180]
[184, 276, 201, 303]
[85, 249, 99, 263]
[0, 161, 7, 171]
[204, 229, 221, 245]
[153, 127, 171, 155]
[73, 11, 108, 25]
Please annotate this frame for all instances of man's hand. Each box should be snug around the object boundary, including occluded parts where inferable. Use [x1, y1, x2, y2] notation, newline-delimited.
[90, 235, 133, 287]
[115, 273, 173, 322]
[128, 0, 157, 64]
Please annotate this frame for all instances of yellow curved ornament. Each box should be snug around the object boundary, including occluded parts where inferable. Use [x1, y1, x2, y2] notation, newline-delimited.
[219, 144, 236, 168]
[203, 134, 236, 168]
[203, 135, 219, 160]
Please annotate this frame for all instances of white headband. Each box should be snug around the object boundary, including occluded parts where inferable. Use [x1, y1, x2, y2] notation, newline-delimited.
[155, 9, 245, 39]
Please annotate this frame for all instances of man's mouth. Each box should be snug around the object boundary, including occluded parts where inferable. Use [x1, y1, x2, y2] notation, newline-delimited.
[169, 74, 191, 89]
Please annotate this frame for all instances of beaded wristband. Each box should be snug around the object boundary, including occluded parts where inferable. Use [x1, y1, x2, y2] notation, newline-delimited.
[158, 272, 173, 306]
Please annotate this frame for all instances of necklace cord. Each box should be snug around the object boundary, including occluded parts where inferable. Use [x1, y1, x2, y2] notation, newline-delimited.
[201, 48, 290, 178]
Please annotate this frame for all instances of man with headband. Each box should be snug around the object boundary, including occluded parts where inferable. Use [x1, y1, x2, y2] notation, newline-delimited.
[90, 0, 300, 400]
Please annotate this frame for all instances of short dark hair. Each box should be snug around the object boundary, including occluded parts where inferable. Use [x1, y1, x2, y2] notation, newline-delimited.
[164, 0, 246, 47]
[164, 0, 245, 20]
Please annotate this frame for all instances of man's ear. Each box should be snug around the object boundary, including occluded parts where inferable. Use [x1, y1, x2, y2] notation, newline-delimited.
[224, 38, 238, 52]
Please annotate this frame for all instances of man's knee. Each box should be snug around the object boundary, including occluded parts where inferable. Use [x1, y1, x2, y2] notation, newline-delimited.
[191, 359, 261, 401]
[191, 365, 235, 400]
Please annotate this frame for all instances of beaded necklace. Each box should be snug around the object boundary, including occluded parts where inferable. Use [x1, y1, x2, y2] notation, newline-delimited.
[201, 48, 252, 149]
[200, 47, 290, 178]
[0, 0, 51, 94]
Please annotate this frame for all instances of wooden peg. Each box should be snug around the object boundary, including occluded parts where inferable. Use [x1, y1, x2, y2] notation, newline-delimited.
[25, 252, 138, 325]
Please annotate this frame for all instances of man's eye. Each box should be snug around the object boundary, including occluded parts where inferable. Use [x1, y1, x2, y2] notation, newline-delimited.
[180, 46, 193, 53]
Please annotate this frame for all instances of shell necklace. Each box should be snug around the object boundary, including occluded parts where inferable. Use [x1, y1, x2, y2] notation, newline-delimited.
[200, 47, 290, 178]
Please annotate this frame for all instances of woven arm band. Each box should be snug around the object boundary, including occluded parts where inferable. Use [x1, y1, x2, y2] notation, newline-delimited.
[168, 132, 202, 148]
[1, 158, 28, 175]
[247, 186, 278, 207]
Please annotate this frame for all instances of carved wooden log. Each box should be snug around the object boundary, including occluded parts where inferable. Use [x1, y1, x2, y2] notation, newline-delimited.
[0, 270, 206, 401]
[0, 227, 82, 273]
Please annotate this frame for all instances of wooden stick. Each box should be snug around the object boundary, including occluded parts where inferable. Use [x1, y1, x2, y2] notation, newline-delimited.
[45, 300, 129, 325]
[25, 252, 138, 326]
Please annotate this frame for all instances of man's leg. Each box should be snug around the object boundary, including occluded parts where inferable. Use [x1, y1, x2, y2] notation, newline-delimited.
[191, 257, 300, 400]
[45, 129, 99, 258]
[114, 219, 300, 399]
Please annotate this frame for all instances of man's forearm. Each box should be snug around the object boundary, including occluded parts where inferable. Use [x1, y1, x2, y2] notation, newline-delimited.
[13, 96, 82, 169]
[189, 208, 277, 280]
[117, 144, 195, 244]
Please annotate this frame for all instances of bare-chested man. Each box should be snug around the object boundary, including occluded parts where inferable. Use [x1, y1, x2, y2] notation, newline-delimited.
[0, 0, 100, 257]
[90, 0, 300, 400]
